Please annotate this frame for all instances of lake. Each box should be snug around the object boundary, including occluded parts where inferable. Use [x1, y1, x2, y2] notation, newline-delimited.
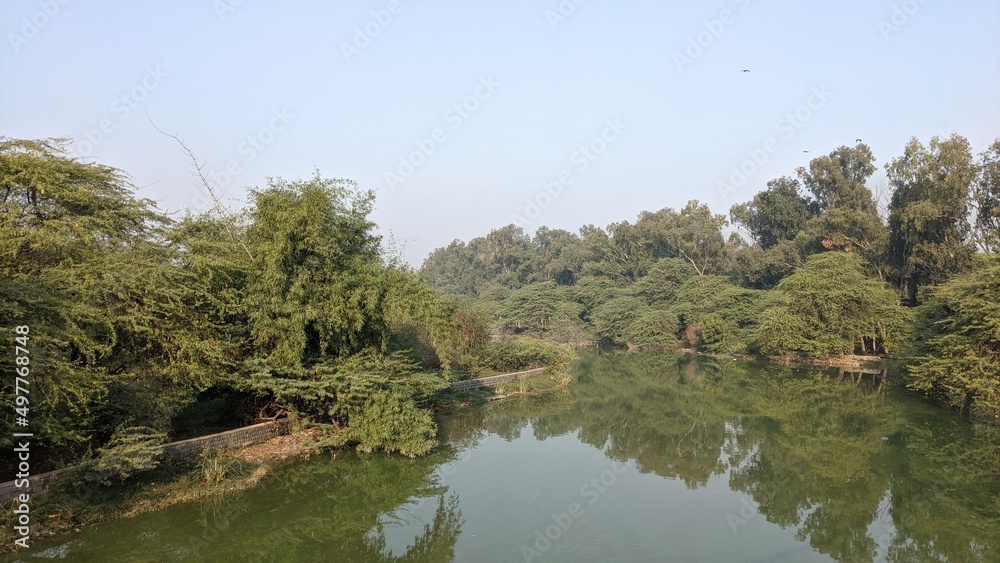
[10, 351, 1000, 562]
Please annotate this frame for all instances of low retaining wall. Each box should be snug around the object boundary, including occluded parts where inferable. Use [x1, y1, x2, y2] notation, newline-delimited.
[450, 367, 547, 390]
[1, 419, 291, 504]
[163, 419, 292, 459]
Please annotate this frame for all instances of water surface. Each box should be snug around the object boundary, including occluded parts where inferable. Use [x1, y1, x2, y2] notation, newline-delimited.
[11, 352, 1000, 562]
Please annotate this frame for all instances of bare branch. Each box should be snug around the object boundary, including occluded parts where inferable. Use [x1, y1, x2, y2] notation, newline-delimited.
[147, 115, 255, 262]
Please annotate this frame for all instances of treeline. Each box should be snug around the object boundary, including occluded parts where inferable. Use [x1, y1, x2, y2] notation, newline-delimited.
[420, 135, 1000, 419]
[0, 138, 571, 475]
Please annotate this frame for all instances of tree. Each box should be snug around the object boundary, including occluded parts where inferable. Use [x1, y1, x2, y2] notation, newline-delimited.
[420, 239, 481, 296]
[730, 176, 815, 249]
[528, 226, 584, 285]
[755, 252, 910, 356]
[476, 224, 532, 288]
[971, 138, 1000, 253]
[887, 135, 976, 304]
[797, 144, 887, 271]
[578, 222, 648, 282]
[242, 174, 384, 368]
[906, 256, 1000, 419]
[636, 200, 727, 276]
[0, 138, 242, 449]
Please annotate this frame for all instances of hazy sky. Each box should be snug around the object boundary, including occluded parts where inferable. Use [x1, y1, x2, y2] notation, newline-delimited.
[3, 1, 999, 266]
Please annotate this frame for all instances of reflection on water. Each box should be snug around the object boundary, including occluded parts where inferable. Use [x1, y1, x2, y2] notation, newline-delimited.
[12, 351, 1000, 562]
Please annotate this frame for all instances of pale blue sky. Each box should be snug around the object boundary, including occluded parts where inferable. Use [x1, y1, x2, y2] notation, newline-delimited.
[3, 1, 999, 265]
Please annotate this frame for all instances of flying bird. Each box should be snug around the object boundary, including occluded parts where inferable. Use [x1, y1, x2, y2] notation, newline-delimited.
[741, 69, 750, 73]
[802, 150, 810, 153]
[856, 138, 862, 143]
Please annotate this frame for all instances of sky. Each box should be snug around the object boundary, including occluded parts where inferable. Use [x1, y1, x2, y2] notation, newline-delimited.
[2, 0, 999, 266]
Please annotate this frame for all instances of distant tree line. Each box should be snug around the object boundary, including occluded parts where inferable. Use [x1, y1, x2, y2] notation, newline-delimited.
[420, 135, 1000, 420]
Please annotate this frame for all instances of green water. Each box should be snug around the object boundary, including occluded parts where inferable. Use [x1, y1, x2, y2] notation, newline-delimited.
[11, 352, 1000, 562]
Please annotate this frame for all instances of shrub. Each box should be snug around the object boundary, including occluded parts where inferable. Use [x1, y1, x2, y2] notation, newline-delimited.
[69, 426, 166, 486]
[349, 390, 437, 457]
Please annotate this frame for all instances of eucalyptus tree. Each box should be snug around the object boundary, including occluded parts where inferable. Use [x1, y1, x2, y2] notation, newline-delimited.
[887, 135, 977, 304]
[796, 144, 888, 275]
[636, 200, 728, 276]
[971, 138, 1000, 253]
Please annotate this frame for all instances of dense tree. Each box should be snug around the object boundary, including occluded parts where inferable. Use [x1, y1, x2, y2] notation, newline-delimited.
[729, 176, 815, 250]
[420, 240, 481, 296]
[636, 200, 727, 276]
[527, 226, 584, 285]
[242, 175, 385, 367]
[754, 252, 910, 357]
[906, 256, 1000, 418]
[477, 224, 532, 287]
[0, 138, 241, 449]
[887, 135, 977, 304]
[971, 138, 1000, 253]
[797, 144, 887, 270]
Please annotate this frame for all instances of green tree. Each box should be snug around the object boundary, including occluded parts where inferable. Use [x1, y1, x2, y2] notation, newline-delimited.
[971, 138, 1000, 253]
[0, 138, 241, 448]
[730, 176, 815, 250]
[798, 144, 887, 274]
[887, 135, 976, 304]
[755, 252, 910, 356]
[242, 174, 384, 367]
[636, 200, 727, 276]
[906, 256, 1000, 419]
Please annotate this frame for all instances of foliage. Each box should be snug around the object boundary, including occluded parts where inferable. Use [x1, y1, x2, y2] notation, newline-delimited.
[69, 426, 167, 486]
[906, 257, 1000, 419]
[636, 200, 728, 276]
[730, 176, 815, 249]
[475, 337, 576, 374]
[797, 144, 889, 274]
[888, 134, 977, 304]
[348, 389, 437, 457]
[972, 139, 1000, 252]
[755, 252, 910, 356]
[0, 138, 243, 451]
[243, 175, 385, 367]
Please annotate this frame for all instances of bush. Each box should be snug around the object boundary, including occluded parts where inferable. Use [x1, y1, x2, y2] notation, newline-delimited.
[349, 390, 437, 457]
[475, 337, 576, 374]
[68, 426, 166, 486]
[906, 258, 1000, 419]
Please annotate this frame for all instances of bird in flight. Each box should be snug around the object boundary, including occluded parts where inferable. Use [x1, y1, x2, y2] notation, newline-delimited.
[741, 69, 750, 73]
[856, 138, 862, 143]
[802, 150, 810, 153]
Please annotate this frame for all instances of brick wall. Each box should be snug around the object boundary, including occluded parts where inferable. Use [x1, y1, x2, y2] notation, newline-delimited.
[1, 419, 292, 504]
[450, 367, 547, 390]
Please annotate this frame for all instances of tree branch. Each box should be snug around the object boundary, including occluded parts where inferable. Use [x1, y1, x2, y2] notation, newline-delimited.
[147, 115, 255, 263]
